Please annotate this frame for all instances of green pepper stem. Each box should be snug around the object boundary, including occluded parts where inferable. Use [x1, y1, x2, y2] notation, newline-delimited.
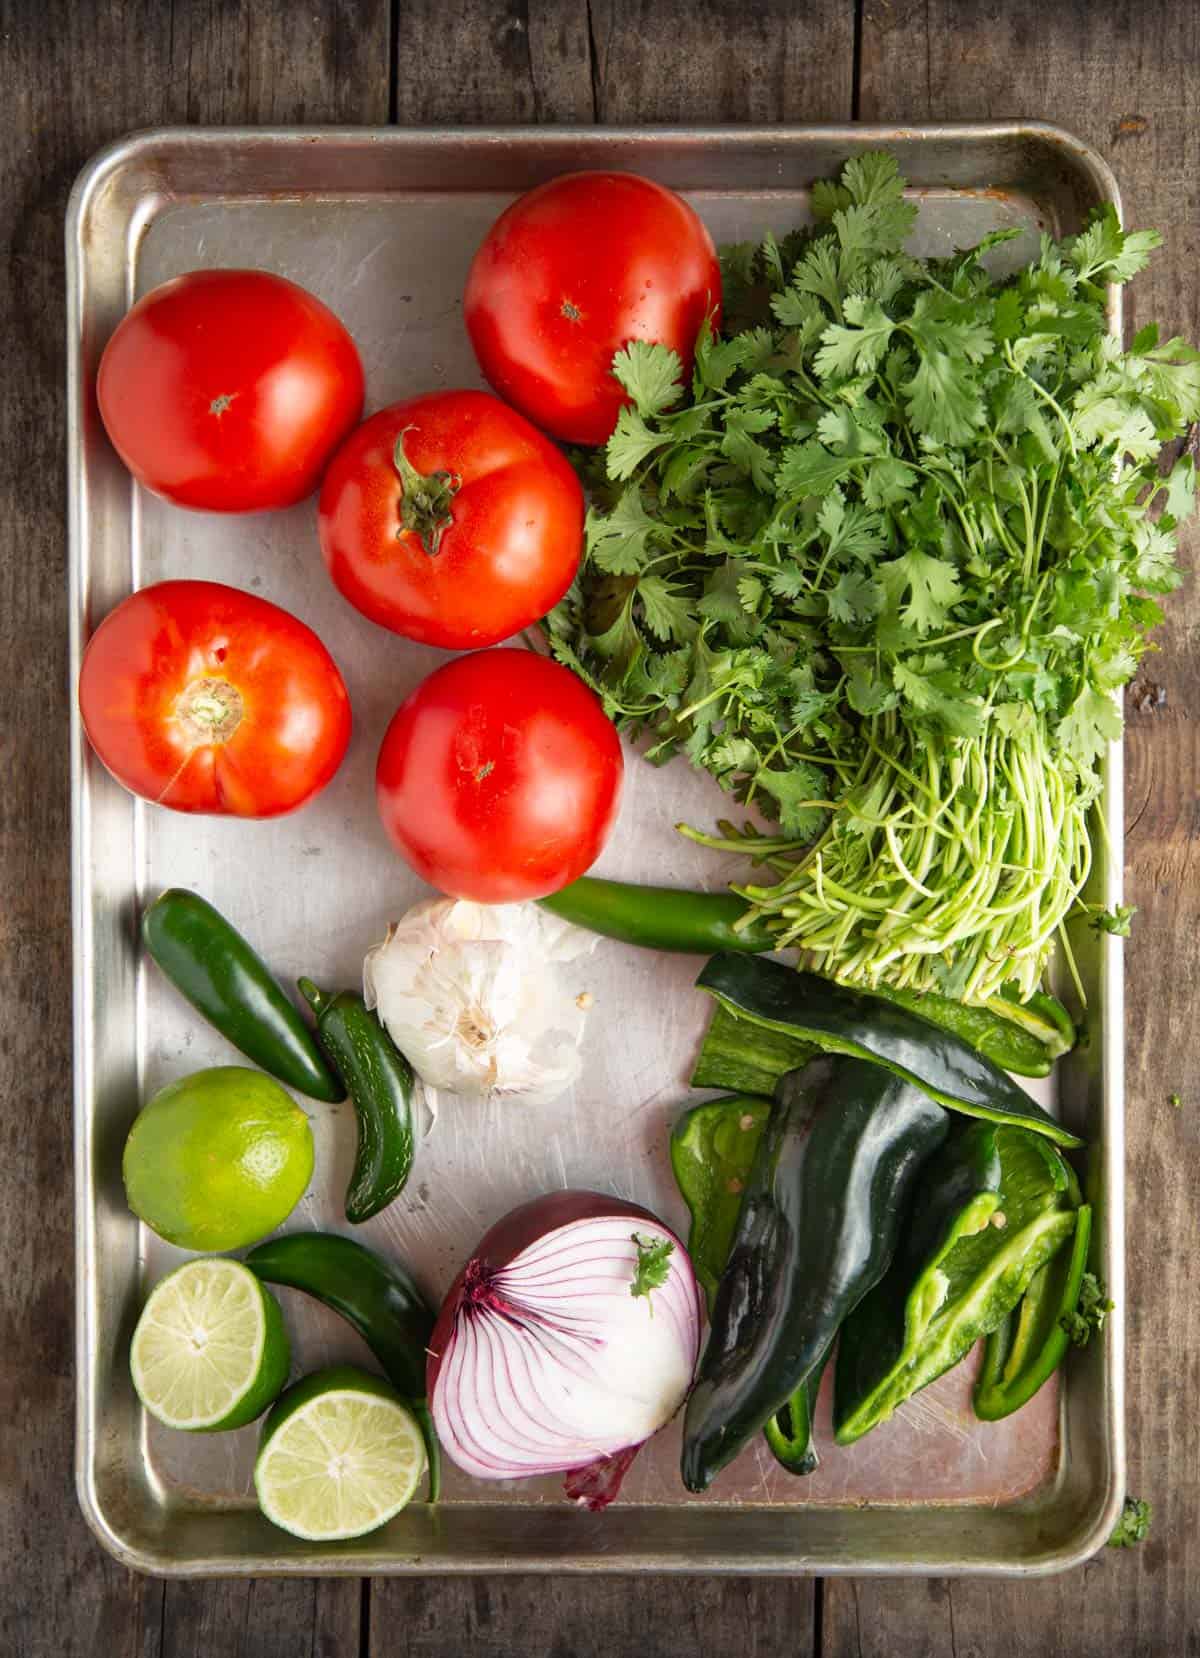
[297, 977, 331, 1019]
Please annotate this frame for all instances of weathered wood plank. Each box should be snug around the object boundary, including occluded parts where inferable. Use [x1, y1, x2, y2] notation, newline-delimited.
[393, 0, 594, 123]
[826, 3, 1200, 1648]
[0, 0, 388, 1653]
[374, 1576, 816, 1658]
[144, 1579, 361, 1658]
[588, 0, 855, 122]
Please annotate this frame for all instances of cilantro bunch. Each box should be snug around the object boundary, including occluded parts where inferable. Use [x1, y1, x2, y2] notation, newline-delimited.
[544, 152, 1199, 1003]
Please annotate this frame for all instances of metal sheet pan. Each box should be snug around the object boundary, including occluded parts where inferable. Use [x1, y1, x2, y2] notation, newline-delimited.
[68, 123, 1126, 1576]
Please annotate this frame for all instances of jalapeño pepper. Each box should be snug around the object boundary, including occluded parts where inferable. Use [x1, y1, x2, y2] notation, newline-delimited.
[973, 1203, 1094, 1421]
[298, 979, 415, 1223]
[142, 889, 343, 1103]
[539, 876, 778, 956]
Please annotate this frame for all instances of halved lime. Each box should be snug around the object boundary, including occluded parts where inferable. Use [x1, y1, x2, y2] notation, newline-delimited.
[254, 1365, 426, 1541]
[130, 1257, 290, 1432]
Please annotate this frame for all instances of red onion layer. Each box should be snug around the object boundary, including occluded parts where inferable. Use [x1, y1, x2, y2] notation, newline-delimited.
[429, 1190, 701, 1504]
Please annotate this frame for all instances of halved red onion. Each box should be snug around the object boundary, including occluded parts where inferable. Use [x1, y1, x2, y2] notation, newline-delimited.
[428, 1190, 702, 1509]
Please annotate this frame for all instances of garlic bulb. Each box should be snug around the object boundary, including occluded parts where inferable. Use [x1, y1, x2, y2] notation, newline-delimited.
[363, 898, 597, 1107]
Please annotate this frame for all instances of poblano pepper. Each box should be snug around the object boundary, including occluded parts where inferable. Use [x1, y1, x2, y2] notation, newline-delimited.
[681, 1056, 949, 1493]
[696, 953, 1082, 1147]
[834, 1122, 1079, 1445]
[671, 1093, 824, 1475]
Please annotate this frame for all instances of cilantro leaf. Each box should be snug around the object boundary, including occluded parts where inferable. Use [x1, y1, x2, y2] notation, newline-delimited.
[612, 340, 685, 417]
[827, 569, 883, 624]
[878, 549, 964, 634]
[721, 406, 777, 490]
[1066, 205, 1162, 285]
[1108, 1496, 1152, 1549]
[606, 405, 674, 479]
[774, 440, 853, 498]
[1057, 685, 1123, 770]
[585, 488, 658, 575]
[1089, 904, 1136, 937]
[637, 575, 694, 643]
[630, 1233, 674, 1305]
[754, 761, 830, 839]
[814, 296, 896, 380]
[1060, 1270, 1114, 1346]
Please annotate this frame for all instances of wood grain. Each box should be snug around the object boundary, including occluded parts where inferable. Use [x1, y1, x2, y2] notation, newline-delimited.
[142, 1579, 361, 1658]
[825, 3, 1200, 1649]
[393, 0, 594, 123]
[372, 1577, 815, 1658]
[587, 0, 855, 123]
[0, 0, 387, 1654]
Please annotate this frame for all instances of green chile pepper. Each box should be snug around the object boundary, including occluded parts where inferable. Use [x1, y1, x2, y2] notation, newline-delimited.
[246, 1231, 440, 1500]
[690, 1005, 818, 1096]
[989, 983, 1077, 1062]
[973, 1203, 1094, 1420]
[298, 979, 415, 1223]
[681, 1056, 949, 1493]
[142, 889, 343, 1103]
[543, 880, 1074, 1074]
[670, 1094, 771, 1309]
[671, 1093, 825, 1475]
[762, 1350, 829, 1476]
[834, 1123, 1079, 1445]
[697, 953, 1082, 1147]
[539, 876, 778, 955]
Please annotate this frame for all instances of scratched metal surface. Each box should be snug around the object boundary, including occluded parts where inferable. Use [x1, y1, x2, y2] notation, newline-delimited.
[70, 127, 1124, 1574]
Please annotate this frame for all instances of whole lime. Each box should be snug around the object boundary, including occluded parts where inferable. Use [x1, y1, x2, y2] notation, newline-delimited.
[123, 1066, 314, 1250]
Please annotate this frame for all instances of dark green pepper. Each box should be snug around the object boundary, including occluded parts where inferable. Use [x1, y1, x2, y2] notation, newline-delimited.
[298, 979, 415, 1223]
[690, 1005, 817, 1096]
[681, 1056, 948, 1492]
[696, 952, 1082, 1147]
[246, 1231, 440, 1501]
[974, 1203, 1094, 1421]
[834, 1123, 1079, 1444]
[671, 1093, 824, 1475]
[539, 876, 778, 956]
[142, 889, 342, 1103]
[693, 986, 1071, 1091]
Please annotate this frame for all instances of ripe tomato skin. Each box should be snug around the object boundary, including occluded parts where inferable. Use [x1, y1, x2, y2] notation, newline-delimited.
[317, 390, 584, 649]
[375, 650, 623, 902]
[97, 269, 364, 512]
[78, 580, 352, 817]
[464, 171, 721, 446]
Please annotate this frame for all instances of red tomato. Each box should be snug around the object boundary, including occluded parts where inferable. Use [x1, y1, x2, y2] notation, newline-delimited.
[376, 650, 623, 902]
[78, 580, 352, 816]
[97, 269, 364, 512]
[318, 390, 583, 649]
[464, 171, 721, 446]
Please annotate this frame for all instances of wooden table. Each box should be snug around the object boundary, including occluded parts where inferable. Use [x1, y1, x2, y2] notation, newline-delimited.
[3, 0, 1195, 1651]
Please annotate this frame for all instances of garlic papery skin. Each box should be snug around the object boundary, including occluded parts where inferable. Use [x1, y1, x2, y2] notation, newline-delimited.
[363, 898, 597, 1106]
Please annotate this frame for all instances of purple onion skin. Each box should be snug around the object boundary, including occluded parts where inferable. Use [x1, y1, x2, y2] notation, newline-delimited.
[427, 1188, 667, 1401]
